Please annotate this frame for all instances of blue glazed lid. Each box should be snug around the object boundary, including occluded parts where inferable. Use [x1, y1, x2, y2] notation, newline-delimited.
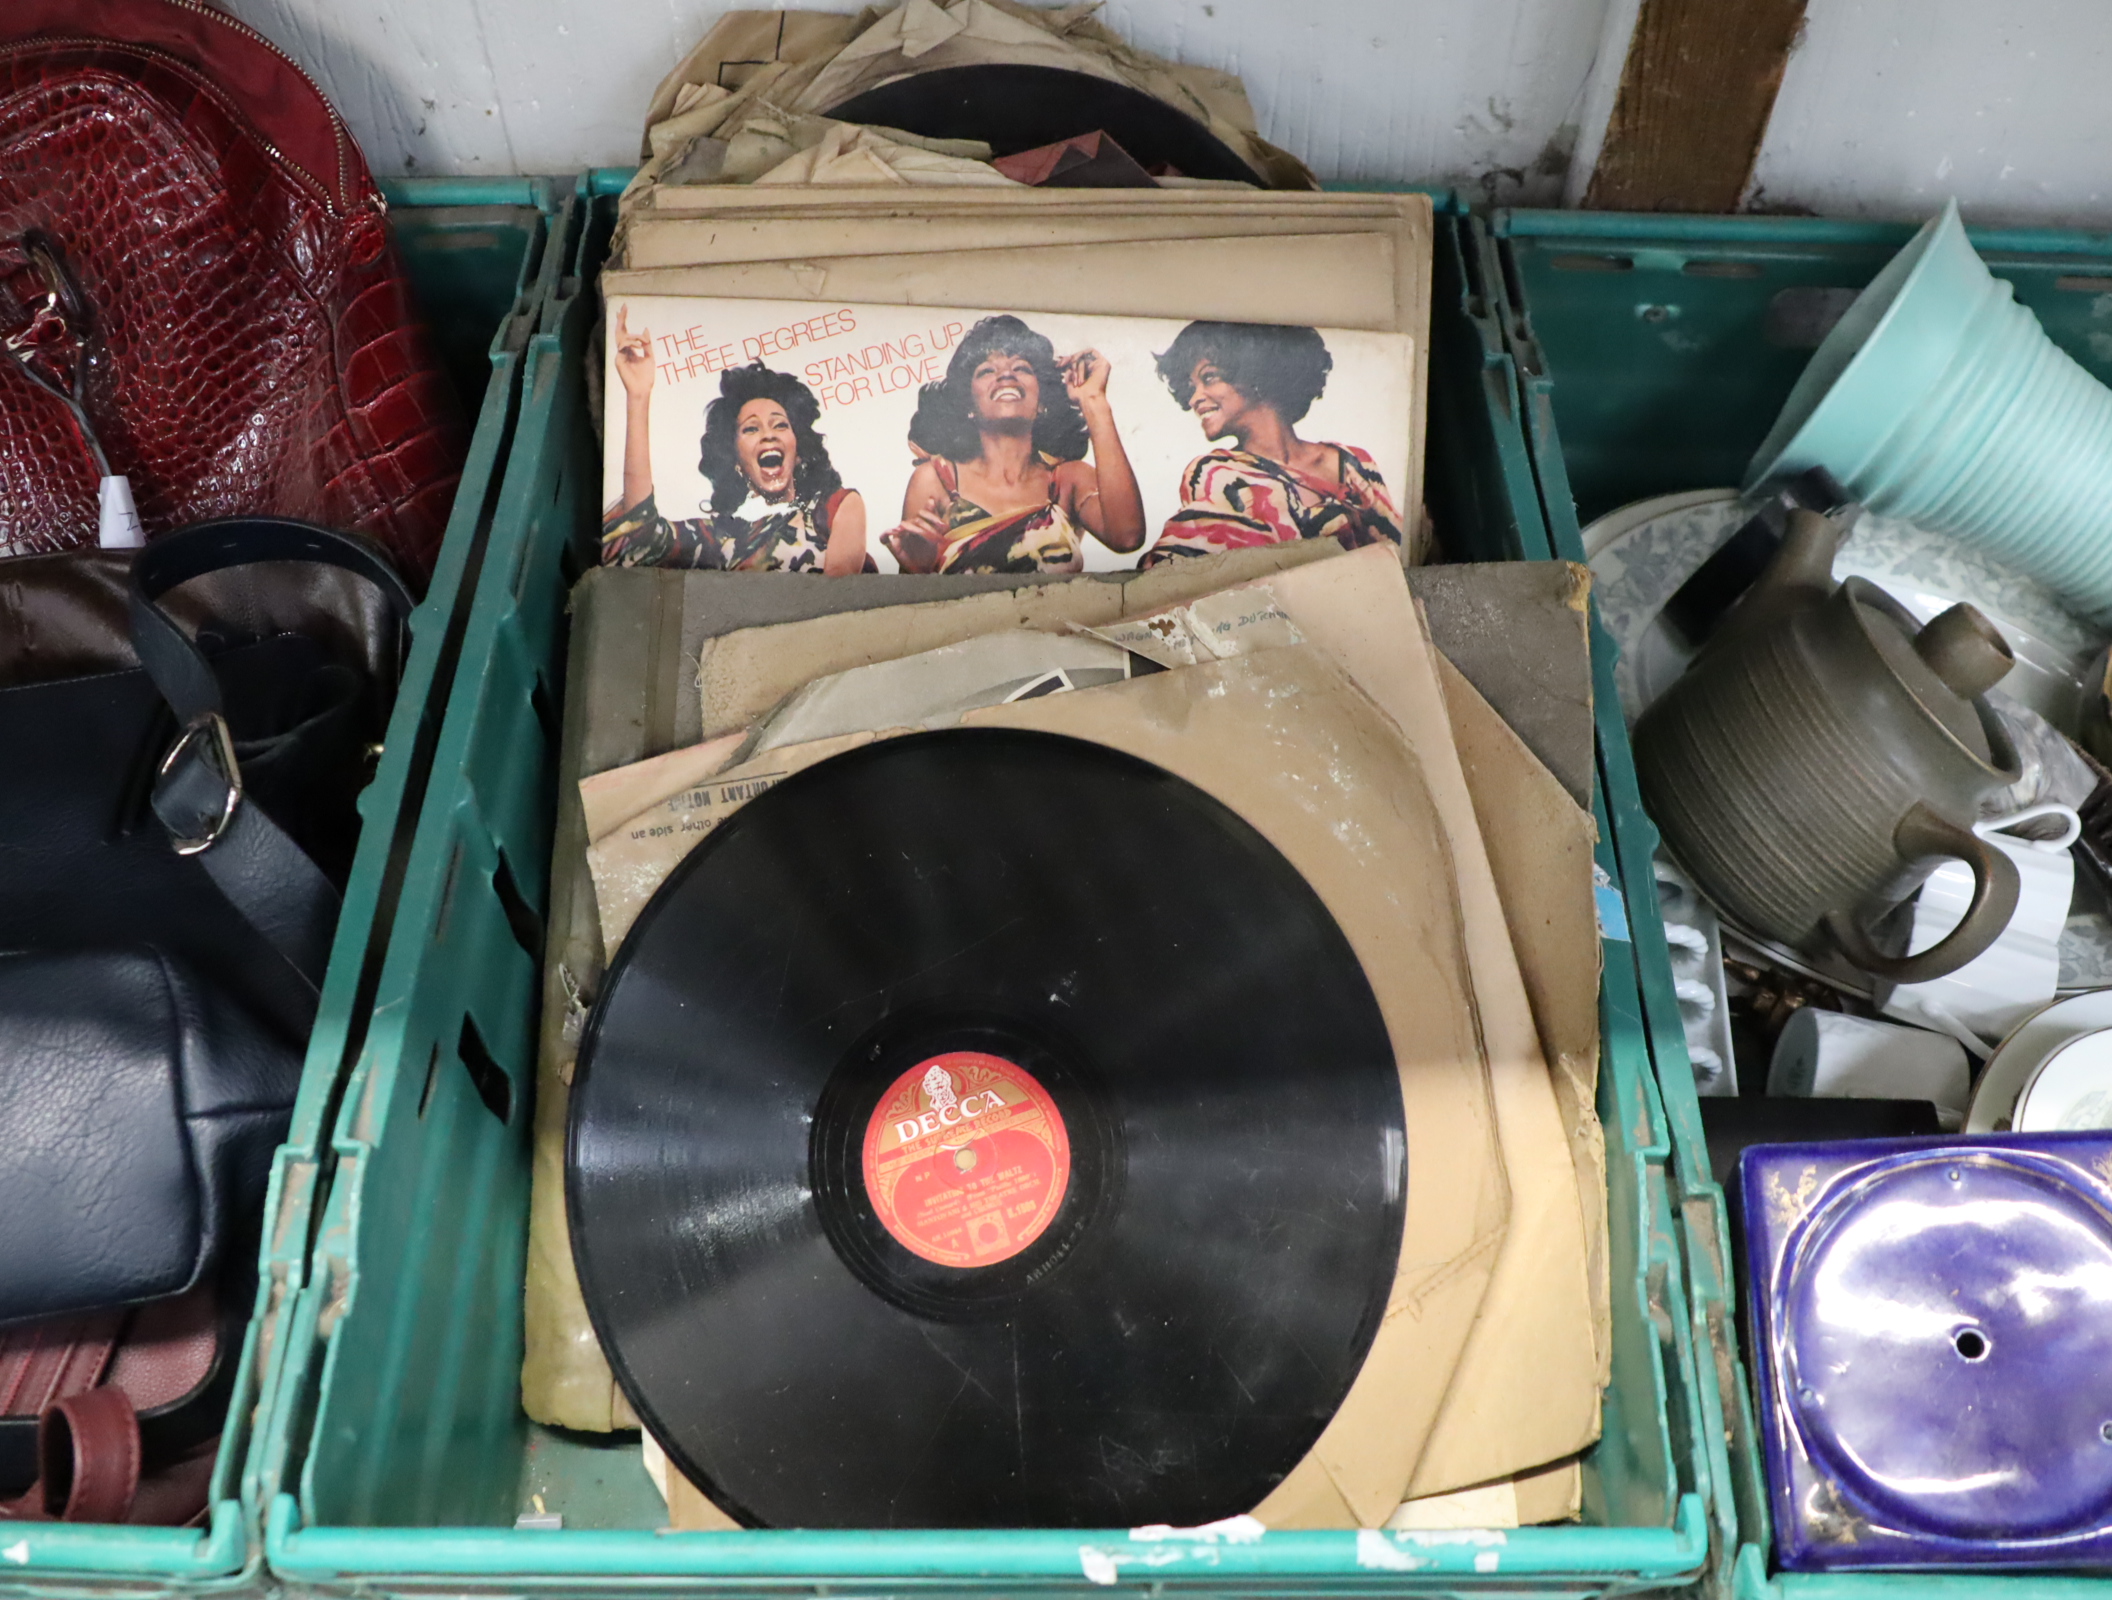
[1743, 1131, 2112, 1570]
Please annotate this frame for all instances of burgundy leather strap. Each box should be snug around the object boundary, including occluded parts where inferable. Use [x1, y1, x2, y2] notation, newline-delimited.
[0, 1290, 219, 1525]
[0, 1314, 122, 1419]
[36, 1389, 140, 1523]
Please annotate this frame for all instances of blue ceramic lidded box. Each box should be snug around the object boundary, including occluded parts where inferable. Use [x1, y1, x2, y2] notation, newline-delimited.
[1742, 1131, 2112, 1570]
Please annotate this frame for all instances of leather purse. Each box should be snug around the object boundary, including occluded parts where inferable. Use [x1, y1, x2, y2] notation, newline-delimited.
[0, 1285, 237, 1524]
[0, 0, 464, 577]
[0, 518, 408, 1522]
[0, 948, 297, 1325]
[0, 520, 409, 1524]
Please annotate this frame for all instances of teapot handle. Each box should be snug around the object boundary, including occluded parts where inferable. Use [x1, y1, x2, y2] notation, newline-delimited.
[1822, 802, 2022, 983]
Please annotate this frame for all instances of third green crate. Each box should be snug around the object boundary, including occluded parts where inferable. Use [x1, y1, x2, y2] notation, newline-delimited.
[1495, 203, 2112, 1599]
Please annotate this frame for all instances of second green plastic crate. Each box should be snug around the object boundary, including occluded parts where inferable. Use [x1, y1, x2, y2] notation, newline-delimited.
[251, 186, 1714, 1597]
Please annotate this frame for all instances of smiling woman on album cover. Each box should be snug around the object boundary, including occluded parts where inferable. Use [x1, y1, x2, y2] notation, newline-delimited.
[602, 308, 871, 574]
[1146, 321, 1404, 567]
[885, 315, 1147, 575]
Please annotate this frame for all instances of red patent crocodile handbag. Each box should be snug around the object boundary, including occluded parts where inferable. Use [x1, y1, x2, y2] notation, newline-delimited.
[0, 0, 461, 578]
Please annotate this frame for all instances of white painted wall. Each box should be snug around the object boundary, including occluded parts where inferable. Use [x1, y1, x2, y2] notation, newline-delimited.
[222, 0, 2112, 228]
[1092, 0, 1614, 201]
[1748, 0, 2112, 229]
[221, 0, 1614, 202]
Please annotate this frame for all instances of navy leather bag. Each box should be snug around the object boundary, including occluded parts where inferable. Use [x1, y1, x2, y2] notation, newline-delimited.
[0, 519, 408, 1519]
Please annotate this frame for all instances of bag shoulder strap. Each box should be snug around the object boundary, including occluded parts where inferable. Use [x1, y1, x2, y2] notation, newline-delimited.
[131, 518, 413, 992]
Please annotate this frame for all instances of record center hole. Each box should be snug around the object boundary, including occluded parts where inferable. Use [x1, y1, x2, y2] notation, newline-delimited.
[952, 1146, 978, 1173]
[1954, 1329, 1990, 1361]
[2101, 1422, 2112, 1443]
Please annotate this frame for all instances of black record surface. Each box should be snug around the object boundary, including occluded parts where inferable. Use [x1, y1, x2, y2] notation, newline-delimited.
[826, 65, 1259, 184]
[568, 729, 1404, 1529]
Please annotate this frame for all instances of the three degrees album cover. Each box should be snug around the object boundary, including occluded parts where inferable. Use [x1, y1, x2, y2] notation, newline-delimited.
[600, 296, 1417, 577]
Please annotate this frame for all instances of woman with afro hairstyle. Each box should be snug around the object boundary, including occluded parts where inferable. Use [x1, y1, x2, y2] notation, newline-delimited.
[885, 314, 1144, 574]
[1144, 321, 1403, 567]
[603, 309, 868, 573]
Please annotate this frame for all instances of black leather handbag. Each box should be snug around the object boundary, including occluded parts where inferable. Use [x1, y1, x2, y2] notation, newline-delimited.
[0, 517, 408, 1516]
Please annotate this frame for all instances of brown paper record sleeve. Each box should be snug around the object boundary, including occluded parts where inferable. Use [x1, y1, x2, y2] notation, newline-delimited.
[964, 647, 1510, 1529]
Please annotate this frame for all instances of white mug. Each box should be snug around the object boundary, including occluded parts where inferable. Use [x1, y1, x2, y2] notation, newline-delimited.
[1769, 1007, 1972, 1121]
[1881, 802, 2080, 1041]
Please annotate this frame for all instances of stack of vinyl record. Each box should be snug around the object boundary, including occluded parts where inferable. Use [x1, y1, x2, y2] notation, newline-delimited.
[539, 538, 1610, 1530]
[594, 9, 1436, 577]
[520, 0, 1610, 1535]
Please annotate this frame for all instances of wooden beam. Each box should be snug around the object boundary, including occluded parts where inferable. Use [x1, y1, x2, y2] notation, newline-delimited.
[1584, 0, 1807, 213]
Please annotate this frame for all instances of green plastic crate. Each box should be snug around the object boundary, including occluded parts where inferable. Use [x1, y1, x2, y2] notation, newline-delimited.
[1495, 208, 2112, 528]
[0, 178, 563, 1599]
[253, 182, 1711, 1596]
[1452, 210, 1741, 1586]
[1493, 204, 2112, 1598]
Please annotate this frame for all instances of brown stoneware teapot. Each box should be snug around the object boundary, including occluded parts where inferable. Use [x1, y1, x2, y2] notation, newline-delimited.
[1634, 509, 2021, 982]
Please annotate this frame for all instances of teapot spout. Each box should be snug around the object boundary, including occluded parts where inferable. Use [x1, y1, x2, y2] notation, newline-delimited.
[1714, 507, 1840, 646]
[1764, 507, 1841, 596]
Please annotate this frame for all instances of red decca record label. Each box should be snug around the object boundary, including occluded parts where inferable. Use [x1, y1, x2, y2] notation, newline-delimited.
[861, 1051, 1071, 1267]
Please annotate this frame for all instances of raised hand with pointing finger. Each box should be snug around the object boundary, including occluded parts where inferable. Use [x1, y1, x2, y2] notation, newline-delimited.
[614, 305, 655, 400]
[614, 305, 658, 519]
[881, 503, 950, 573]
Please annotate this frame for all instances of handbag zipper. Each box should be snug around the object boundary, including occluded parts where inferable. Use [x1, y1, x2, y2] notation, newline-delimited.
[162, 0, 364, 210]
[0, 22, 377, 220]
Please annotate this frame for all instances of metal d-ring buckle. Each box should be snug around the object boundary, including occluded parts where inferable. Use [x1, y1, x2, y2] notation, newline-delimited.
[157, 712, 243, 856]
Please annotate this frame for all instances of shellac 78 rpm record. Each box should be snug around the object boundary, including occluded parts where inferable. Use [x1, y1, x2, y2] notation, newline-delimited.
[567, 729, 1405, 1529]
